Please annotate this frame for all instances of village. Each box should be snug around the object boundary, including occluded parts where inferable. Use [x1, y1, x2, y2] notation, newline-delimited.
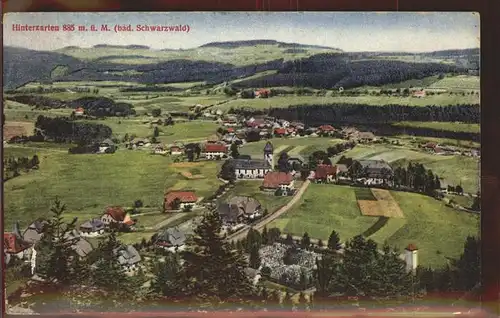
[3, 104, 480, 297]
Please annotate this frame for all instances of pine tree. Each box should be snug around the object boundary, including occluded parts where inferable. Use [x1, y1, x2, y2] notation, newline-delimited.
[150, 253, 183, 298]
[342, 235, 379, 296]
[327, 230, 342, 250]
[301, 232, 311, 250]
[181, 209, 256, 306]
[262, 226, 269, 245]
[249, 243, 261, 269]
[453, 236, 480, 291]
[34, 198, 81, 285]
[245, 228, 262, 252]
[91, 232, 133, 297]
[373, 244, 413, 297]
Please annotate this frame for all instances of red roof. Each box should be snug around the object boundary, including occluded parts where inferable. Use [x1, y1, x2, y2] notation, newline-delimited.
[319, 125, 335, 131]
[423, 142, 437, 148]
[4, 233, 30, 254]
[170, 146, 182, 151]
[75, 107, 84, 113]
[227, 127, 235, 133]
[315, 164, 337, 179]
[165, 191, 198, 209]
[274, 128, 287, 135]
[406, 244, 418, 251]
[105, 206, 126, 222]
[205, 144, 227, 153]
[262, 172, 293, 188]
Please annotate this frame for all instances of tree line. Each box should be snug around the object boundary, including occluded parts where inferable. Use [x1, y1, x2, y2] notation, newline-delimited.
[35, 115, 112, 144]
[3, 155, 40, 181]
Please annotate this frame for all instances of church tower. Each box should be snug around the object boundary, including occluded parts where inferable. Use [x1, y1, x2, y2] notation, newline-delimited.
[263, 141, 274, 168]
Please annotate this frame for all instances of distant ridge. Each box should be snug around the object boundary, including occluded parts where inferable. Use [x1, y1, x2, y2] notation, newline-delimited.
[92, 44, 151, 49]
[199, 39, 341, 51]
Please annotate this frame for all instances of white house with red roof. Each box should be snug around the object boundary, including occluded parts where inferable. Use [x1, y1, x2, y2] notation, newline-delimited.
[74, 107, 85, 116]
[261, 172, 295, 195]
[164, 190, 198, 211]
[203, 143, 228, 160]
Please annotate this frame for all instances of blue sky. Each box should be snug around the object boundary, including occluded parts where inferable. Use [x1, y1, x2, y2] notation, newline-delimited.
[3, 12, 479, 52]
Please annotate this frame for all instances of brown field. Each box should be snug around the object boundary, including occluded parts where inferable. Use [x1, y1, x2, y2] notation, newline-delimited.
[180, 171, 205, 179]
[3, 121, 34, 140]
[357, 188, 405, 218]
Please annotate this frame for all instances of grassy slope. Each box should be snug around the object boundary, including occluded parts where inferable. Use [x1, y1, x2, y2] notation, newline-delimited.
[268, 184, 479, 268]
[3, 147, 223, 230]
[429, 75, 480, 90]
[393, 121, 480, 133]
[239, 137, 344, 158]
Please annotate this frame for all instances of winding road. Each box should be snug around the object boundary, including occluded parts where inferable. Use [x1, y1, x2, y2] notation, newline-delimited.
[227, 179, 311, 241]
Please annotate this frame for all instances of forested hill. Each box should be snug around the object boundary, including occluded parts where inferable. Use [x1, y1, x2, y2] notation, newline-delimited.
[199, 40, 341, 51]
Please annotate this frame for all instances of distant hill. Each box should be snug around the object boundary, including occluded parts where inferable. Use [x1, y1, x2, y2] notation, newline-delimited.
[199, 39, 340, 51]
[92, 44, 151, 49]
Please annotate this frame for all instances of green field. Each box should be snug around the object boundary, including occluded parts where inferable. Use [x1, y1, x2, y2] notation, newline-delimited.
[3, 147, 223, 231]
[334, 144, 480, 194]
[429, 75, 480, 90]
[268, 184, 479, 268]
[393, 121, 480, 133]
[218, 93, 479, 110]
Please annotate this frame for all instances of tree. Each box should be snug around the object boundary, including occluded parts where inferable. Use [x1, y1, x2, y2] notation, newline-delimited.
[471, 193, 480, 211]
[327, 230, 342, 251]
[318, 239, 324, 248]
[219, 160, 236, 182]
[134, 200, 143, 208]
[452, 236, 480, 291]
[261, 226, 269, 245]
[261, 266, 271, 280]
[455, 185, 464, 195]
[348, 160, 363, 181]
[151, 108, 161, 117]
[372, 244, 413, 297]
[245, 228, 262, 253]
[230, 143, 240, 159]
[34, 198, 81, 285]
[277, 152, 292, 172]
[285, 233, 294, 245]
[181, 209, 256, 306]
[301, 232, 311, 250]
[249, 244, 261, 269]
[31, 154, 40, 167]
[153, 127, 160, 138]
[150, 253, 183, 297]
[267, 227, 281, 244]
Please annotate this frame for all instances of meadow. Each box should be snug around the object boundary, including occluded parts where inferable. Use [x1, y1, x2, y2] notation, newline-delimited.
[218, 93, 479, 111]
[393, 121, 480, 133]
[333, 143, 480, 194]
[429, 75, 480, 90]
[3, 147, 223, 231]
[268, 184, 479, 268]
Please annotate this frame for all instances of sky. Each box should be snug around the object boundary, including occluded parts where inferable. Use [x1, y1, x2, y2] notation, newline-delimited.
[3, 12, 479, 52]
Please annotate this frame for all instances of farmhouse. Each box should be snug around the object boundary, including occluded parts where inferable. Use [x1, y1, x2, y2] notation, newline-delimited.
[413, 90, 426, 98]
[261, 172, 295, 195]
[130, 138, 151, 149]
[170, 145, 184, 155]
[79, 218, 105, 237]
[153, 144, 168, 155]
[358, 132, 376, 142]
[154, 227, 186, 252]
[354, 159, 394, 186]
[98, 138, 116, 154]
[313, 164, 337, 183]
[218, 196, 262, 224]
[23, 219, 48, 244]
[65, 230, 94, 258]
[336, 164, 349, 179]
[114, 245, 141, 272]
[100, 206, 135, 227]
[74, 107, 85, 116]
[274, 128, 287, 137]
[223, 119, 238, 127]
[254, 88, 270, 98]
[318, 125, 335, 134]
[164, 190, 198, 211]
[203, 143, 228, 160]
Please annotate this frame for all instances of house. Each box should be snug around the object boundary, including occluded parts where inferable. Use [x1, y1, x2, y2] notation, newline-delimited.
[413, 90, 426, 98]
[23, 219, 48, 244]
[274, 128, 287, 137]
[65, 230, 94, 258]
[98, 139, 116, 154]
[218, 196, 262, 224]
[222, 134, 242, 145]
[101, 206, 135, 227]
[254, 88, 270, 98]
[154, 227, 187, 252]
[354, 159, 394, 186]
[223, 119, 238, 127]
[114, 245, 141, 271]
[79, 219, 105, 237]
[153, 144, 168, 155]
[203, 143, 228, 160]
[231, 159, 272, 179]
[226, 127, 235, 134]
[4, 232, 32, 261]
[261, 172, 294, 195]
[422, 142, 438, 150]
[314, 164, 337, 183]
[318, 125, 336, 135]
[130, 138, 151, 149]
[170, 145, 184, 155]
[74, 107, 85, 116]
[358, 132, 376, 142]
[336, 164, 349, 179]
[164, 190, 198, 211]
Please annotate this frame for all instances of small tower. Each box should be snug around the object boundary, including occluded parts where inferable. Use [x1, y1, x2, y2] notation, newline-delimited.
[404, 243, 418, 273]
[263, 141, 274, 168]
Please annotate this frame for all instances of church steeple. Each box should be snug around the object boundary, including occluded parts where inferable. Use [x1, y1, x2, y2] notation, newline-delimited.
[263, 141, 274, 154]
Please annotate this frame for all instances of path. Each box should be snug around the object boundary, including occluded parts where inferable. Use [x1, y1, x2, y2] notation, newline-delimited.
[227, 180, 311, 241]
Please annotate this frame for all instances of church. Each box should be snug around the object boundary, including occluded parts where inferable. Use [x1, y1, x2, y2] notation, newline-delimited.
[230, 141, 274, 179]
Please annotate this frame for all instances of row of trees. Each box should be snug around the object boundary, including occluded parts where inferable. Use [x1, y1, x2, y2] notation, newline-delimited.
[3, 155, 40, 181]
[35, 115, 112, 144]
